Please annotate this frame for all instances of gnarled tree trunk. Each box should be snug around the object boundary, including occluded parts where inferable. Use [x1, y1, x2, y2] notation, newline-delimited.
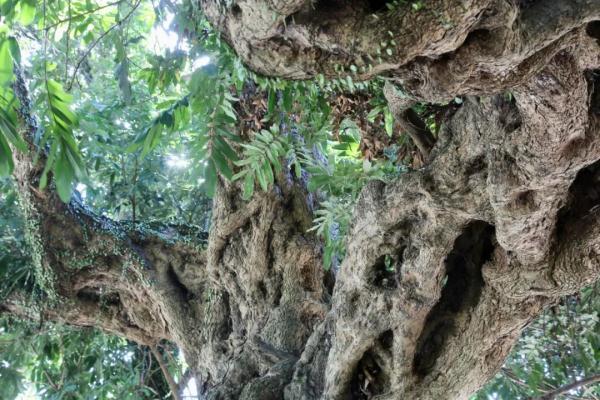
[3, 1, 600, 399]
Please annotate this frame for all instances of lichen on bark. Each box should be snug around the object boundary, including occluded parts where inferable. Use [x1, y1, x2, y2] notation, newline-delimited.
[2, 1, 600, 399]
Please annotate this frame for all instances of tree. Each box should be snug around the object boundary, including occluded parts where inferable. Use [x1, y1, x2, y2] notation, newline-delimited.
[0, 0, 599, 399]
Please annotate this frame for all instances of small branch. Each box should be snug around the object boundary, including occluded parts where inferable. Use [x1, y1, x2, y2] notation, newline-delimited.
[502, 367, 536, 390]
[64, 0, 71, 82]
[530, 374, 600, 400]
[130, 156, 139, 226]
[28, 342, 61, 391]
[383, 82, 436, 160]
[176, 369, 195, 397]
[150, 344, 182, 400]
[67, 0, 142, 90]
[42, 369, 61, 391]
[400, 108, 436, 159]
[33, 0, 125, 32]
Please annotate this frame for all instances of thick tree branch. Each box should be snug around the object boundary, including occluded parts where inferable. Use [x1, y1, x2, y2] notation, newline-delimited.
[285, 49, 600, 399]
[530, 374, 600, 400]
[203, 0, 599, 104]
[5, 65, 209, 352]
[5, 5, 600, 396]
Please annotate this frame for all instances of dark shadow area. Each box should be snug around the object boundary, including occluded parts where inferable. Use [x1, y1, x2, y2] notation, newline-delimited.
[378, 329, 394, 350]
[518, 0, 539, 9]
[369, 248, 404, 289]
[462, 29, 492, 47]
[366, 0, 398, 13]
[412, 221, 494, 377]
[586, 21, 600, 44]
[167, 264, 192, 301]
[349, 330, 394, 399]
[493, 93, 522, 133]
[231, 4, 242, 18]
[218, 293, 234, 341]
[77, 287, 121, 307]
[555, 159, 600, 240]
[464, 154, 487, 177]
[585, 69, 600, 115]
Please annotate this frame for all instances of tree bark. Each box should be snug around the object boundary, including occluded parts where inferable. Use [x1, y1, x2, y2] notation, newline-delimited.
[3, 2, 600, 399]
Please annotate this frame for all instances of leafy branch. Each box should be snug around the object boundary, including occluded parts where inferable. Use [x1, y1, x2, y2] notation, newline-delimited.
[67, 0, 142, 90]
[233, 125, 290, 200]
[39, 79, 86, 202]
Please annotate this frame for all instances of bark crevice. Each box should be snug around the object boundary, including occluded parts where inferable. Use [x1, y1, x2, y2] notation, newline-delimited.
[4, 7, 600, 398]
[413, 221, 494, 377]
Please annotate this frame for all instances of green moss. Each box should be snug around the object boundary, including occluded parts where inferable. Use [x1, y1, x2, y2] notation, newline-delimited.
[19, 192, 57, 304]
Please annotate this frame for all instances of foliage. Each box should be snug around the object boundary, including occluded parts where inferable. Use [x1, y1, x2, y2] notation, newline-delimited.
[0, 178, 182, 399]
[475, 284, 600, 400]
[0, 31, 25, 176]
[0, 318, 180, 400]
[0, 179, 34, 302]
[233, 125, 289, 199]
[38, 79, 86, 202]
[0, 0, 597, 399]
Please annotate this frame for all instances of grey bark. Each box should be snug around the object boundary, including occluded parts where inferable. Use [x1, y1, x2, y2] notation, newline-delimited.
[3, 2, 600, 400]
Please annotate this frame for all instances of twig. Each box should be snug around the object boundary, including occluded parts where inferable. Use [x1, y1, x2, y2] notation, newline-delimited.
[150, 344, 182, 400]
[33, 0, 125, 32]
[130, 156, 138, 226]
[64, 0, 71, 81]
[29, 341, 61, 391]
[530, 374, 600, 400]
[67, 0, 142, 91]
[502, 367, 534, 390]
[176, 369, 195, 395]
[383, 82, 435, 160]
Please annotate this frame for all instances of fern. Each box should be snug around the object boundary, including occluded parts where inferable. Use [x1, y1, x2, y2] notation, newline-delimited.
[233, 125, 289, 200]
[308, 197, 352, 270]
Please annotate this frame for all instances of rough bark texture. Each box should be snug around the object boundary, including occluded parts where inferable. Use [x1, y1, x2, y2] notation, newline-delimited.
[3, 1, 600, 399]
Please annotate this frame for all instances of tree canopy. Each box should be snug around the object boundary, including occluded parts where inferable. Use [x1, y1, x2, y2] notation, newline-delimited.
[0, 0, 599, 399]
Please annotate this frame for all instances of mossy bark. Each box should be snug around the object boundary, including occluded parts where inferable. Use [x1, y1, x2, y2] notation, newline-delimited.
[4, 2, 600, 399]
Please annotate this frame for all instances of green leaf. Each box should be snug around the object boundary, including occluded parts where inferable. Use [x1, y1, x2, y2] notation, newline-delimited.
[220, 102, 237, 121]
[323, 246, 333, 270]
[0, 130, 14, 175]
[263, 158, 274, 185]
[282, 87, 292, 111]
[266, 146, 281, 172]
[233, 157, 254, 167]
[211, 148, 233, 180]
[54, 147, 74, 202]
[231, 169, 247, 181]
[216, 127, 242, 143]
[214, 136, 238, 161]
[17, 0, 36, 25]
[367, 107, 381, 123]
[267, 89, 276, 117]
[39, 140, 58, 189]
[0, 38, 14, 86]
[7, 37, 20, 65]
[345, 75, 354, 92]
[294, 160, 302, 178]
[256, 164, 268, 191]
[258, 129, 272, 142]
[0, 107, 26, 151]
[242, 171, 254, 200]
[204, 159, 217, 198]
[384, 108, 394, 137]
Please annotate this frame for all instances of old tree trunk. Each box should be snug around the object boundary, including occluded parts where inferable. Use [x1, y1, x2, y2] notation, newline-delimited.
[4, 0, 600, 399]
